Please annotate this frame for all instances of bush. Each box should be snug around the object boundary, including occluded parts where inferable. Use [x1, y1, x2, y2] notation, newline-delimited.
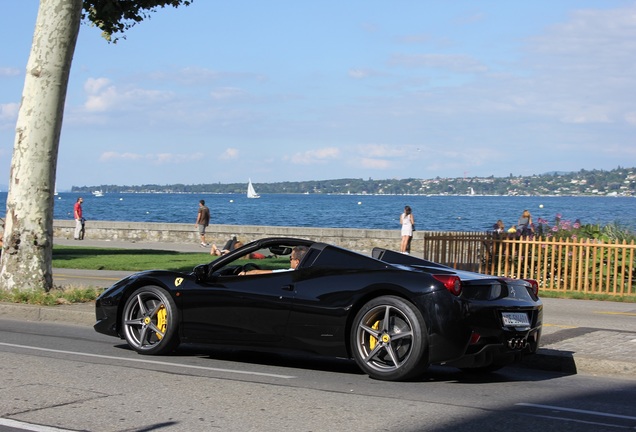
[535, 214, 636, 242]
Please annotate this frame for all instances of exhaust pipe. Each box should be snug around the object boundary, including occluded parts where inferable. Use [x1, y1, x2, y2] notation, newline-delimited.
[507, 337, 528, 350]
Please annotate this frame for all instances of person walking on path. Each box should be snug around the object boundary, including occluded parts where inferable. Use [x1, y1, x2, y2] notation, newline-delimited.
[73, 197, 84, 240]
[399, 205, 415, 254]
[195, 199, 211, 247]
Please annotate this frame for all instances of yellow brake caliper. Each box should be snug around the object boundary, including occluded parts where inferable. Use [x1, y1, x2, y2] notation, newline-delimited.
[155, 304, 168, 340]
[369, 321, 380, 350]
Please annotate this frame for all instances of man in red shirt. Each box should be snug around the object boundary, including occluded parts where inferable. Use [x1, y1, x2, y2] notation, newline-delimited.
[74, 197, 84, 240]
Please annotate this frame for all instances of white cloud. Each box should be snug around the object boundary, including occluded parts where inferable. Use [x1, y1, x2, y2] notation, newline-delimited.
[287, 147, 340, 165]
[530, 7, 636, 57]
[99, 152, 143, 161]
[348, 69, 370, 79]
[395, 33, 432, 44]
[455, 12, 487, 25]
[357, 144, 407, 158]
[83, 77, 174, 113]
[519, 5, 636, 125]
[99, 152, 205, 164]
[625, 112, 636, 125]
[84, 77, 111, 94]
[389, 54, 488, 73]
[347, 68, 389, 80]
[0, 102, 19, 121]
[210, 87, 248, 100]
[359, 158, 393, 169]
[0, 67, 20, 77]
[150, 67, 267, 86]
[220, 148, 239, 159]
[560, 110, 612, 124]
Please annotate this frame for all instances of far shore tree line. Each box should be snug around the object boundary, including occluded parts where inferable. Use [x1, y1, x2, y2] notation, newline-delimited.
[70, 167, 636, 197]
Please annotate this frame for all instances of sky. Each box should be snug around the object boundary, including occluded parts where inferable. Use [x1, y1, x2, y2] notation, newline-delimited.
[1, 1, 635, 190]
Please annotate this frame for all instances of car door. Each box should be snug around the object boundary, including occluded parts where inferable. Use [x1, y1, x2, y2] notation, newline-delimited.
[179, 270, 296, 346]
[284, 271, 359, 357]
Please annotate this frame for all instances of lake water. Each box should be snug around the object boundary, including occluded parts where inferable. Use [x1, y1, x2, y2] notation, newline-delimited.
[0, 192, 634, 232]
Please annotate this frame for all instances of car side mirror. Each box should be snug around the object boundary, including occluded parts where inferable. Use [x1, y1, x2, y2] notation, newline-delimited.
[194, 264, 209, 282]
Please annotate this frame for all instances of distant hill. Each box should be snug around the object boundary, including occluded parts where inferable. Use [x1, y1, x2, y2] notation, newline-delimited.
[71, 167, 635, 197]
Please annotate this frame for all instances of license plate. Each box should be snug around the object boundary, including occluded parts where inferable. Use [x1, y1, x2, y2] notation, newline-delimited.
[502, 312, 530, 326]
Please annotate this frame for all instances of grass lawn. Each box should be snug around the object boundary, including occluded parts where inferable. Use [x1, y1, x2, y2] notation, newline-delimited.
[51, 245, 290, 272]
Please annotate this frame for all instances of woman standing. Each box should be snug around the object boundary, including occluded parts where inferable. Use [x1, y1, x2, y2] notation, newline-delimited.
[517, 209, 534, 237]
[400, 205, 415, 253]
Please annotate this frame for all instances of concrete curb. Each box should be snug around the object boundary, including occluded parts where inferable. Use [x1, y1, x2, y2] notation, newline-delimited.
[0, 302, 94, 326]
[520, 348, 636, 379]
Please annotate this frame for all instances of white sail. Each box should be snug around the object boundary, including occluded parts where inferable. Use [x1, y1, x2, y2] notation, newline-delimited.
[247, 179, 260, 199]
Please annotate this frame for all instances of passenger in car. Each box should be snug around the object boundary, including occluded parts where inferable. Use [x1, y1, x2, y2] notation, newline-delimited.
[240, 245, 308, 275]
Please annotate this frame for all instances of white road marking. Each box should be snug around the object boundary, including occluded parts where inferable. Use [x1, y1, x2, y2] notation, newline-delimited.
[519, 413, 632, 429]
[0, 342, 296, 379]
[0, 418, 74, 432]
[516, 403, 636, 421]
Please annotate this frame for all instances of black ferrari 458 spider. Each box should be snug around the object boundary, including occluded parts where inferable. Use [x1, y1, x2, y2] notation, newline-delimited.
[94, 237, 543, 381]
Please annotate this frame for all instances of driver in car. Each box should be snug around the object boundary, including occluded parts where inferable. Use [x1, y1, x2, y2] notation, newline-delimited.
[240, 246, 308, 275]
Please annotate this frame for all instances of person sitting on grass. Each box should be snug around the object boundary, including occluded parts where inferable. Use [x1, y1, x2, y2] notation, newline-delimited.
[210, 235, 242, 256]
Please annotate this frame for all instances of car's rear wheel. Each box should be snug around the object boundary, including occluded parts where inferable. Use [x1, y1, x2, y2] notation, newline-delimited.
[351, 295, 429, 381]
[122, 286, 180, 355]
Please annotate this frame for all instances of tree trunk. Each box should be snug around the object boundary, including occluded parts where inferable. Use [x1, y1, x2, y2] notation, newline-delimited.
[0, 0, 82, 292]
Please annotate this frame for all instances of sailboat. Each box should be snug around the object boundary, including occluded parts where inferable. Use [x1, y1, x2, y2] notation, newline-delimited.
[247, 178, 260, 199]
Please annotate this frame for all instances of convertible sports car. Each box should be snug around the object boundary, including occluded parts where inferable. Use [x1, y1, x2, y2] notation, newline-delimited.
[94, 237, 543, 381]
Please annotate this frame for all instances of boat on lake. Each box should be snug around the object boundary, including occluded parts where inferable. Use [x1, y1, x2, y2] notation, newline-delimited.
[247, 179, 260, 199]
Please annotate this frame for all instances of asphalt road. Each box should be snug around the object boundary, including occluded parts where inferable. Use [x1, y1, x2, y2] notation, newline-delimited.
[1, 318, 635, 432]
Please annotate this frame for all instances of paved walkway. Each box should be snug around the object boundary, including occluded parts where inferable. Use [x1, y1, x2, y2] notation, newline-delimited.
[1, 238, 634, 379]
[55, 237, 208, 252]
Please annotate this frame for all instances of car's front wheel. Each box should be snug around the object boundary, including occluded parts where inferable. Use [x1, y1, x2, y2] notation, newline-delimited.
[351, 295, 429, 381]
[122, 286, 180, 355]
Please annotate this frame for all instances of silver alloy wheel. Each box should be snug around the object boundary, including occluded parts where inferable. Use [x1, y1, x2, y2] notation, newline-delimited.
[122, 286, 179, 354]
[351, 294, 429, 381]
[354, 304, 414, 373]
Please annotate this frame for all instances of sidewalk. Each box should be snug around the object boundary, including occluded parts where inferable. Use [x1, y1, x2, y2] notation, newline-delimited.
[1, 238, 634, 379]
[524, 326, 636, 378]
[55, 237, 207, 252]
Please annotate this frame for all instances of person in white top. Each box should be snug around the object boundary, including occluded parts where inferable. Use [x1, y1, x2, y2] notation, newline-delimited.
[400, 205, 415, 254]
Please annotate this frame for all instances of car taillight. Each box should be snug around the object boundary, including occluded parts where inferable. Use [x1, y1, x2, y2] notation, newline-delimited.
[469, 331, 481, 345]
[524, 279, 539, 297]
[433, 275, 462, 296]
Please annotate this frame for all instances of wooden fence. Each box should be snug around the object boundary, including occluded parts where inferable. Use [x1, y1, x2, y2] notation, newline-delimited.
[422, 232, 636, 297]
